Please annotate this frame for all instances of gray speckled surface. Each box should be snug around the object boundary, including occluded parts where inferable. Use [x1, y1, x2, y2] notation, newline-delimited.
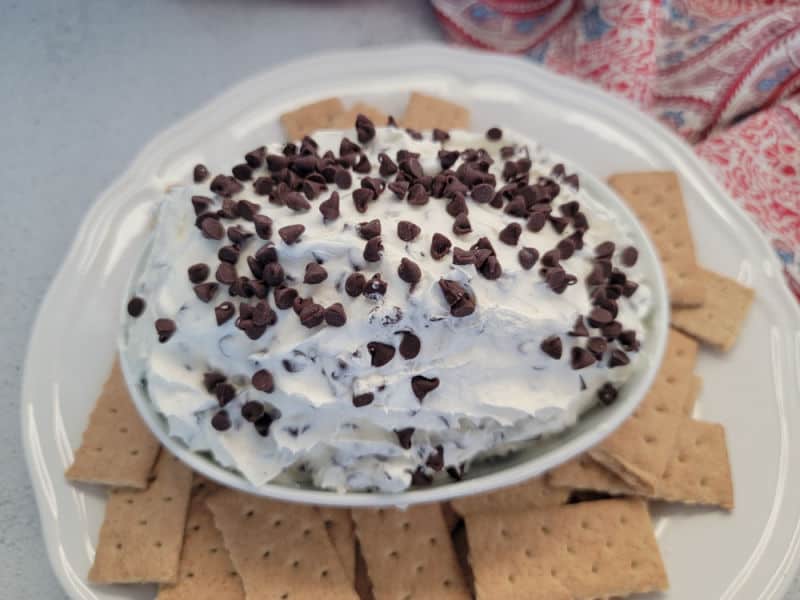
[1, 1, 797, 599]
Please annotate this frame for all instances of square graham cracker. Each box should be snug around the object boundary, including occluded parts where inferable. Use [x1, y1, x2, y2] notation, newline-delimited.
[450, 475, 569, 518]
[89, 450, 194, 584]
[401, 92, 470, 131]
[352, 504, 471, 600]
[157, 477, 244, 599]
[589, 329, 698, 492]
[66, 358, 161, 489]
[280, 97, 345, 140]
[315, 507, 357, 584]
[329, 103, 388, 130]
[671, 267, 755, 351]
[206, 488, 358, 600]
[465, 498, 668, 600]
[608, 171, 705, 307]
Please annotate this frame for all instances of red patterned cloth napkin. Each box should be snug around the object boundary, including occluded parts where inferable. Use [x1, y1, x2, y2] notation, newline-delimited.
[432, 0, 800, 299]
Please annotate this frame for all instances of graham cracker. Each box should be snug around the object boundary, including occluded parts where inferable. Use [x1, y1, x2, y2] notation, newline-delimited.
[671, 267, 755, 351]
[329, 103, 388, 129]
[65, 358, 161, 489]
[589, 329, 697, 492]
[352, 505, 471, 600]
[89, 450, 193, 584]
[280, 97, 345, 140]
[206, 488, 358, 600]
[655, 419, 734, 510]
[316, 507, 356, 584]
[608, 171, 705, 307]
[450, 475, 569, 518]
[683, 375, 703, 417]
[465, 498, 668, 599]
[441, 502, 461, 532]
[547, 454, 638, 496]
[401, 92, 470, 131]
[158, 477, 244, 599]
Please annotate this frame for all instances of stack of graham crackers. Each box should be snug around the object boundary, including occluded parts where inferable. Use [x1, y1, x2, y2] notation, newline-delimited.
[64, 93, 755, 599]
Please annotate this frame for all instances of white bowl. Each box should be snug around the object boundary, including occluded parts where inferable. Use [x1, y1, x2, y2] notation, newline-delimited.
[118, 144, 669, 508]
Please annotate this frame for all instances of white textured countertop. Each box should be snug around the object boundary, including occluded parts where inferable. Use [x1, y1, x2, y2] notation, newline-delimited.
[1, 1, 796, 598]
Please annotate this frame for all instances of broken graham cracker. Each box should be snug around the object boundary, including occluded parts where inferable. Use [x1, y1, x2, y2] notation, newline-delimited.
[315, 506, 357, 584]
[66, 358, 161, 489]
[589, 329, 698, 492]
[280, 97, 345, 140]
[671, 267, 755, 351]
[401, 91, 470, 131]
[450, 475, 569, 518]
[655, 419, 734, 510]
[206, 488, 358, 600]
[465, 498, 668, 600]
[329, 103, 388, 129]
[89, 450, 193, 584]
[608, 171, 705, 307]
[352, 504, 471, 600]
[158, 477, 244, 600]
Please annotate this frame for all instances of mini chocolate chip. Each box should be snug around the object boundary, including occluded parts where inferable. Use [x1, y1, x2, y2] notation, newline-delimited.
[411, 467, 433, 486]
[319, 191, 340, 222]
[432, 128, 450, 142]
[267, 153, 289, 171]
[378, 153, 398, 177]
[215, 382, 236, 406]
[353, 154, 372, 174]
[340, 137, 361, 156]
[241, 401, 265, 422]
[253, 214, 273, 240]
[588, 307, 614, 327]
[587, 336, 608, 359]
[291, 154, 317, 176]
[568, 315, 589, 337]
[252, 369, 275, 393]
[255, 243, 278, 264]
[193, 282, 219, 303]
[573, 211, 589, 231]
[201, 218, 225, 240]
[227, 225, 252, 245]
[353, 393, 374, 407]
[622, 280, 639, 297]
[570, 347, 596, 370]
[278, 224, 305, 245]
[621, 246, 639, 267]
[406, 183, 429, 206]
[218, 245, 240, 264]
[345, 272, 367, 297]
[193, 164, 209, 183]
[618, 329, 639, 350]
[470, 182, 494, 204]
[597, 382, 618, 405]
[431, 233, 452, 260]
[214, 302, 235, 325]
[481, 255, 502, 280]
[398, 331, 421, 359]
[358, 219, 381, 240]
[210, 174, 243, 197]
[352, 188, 375, 213]
[526, 211, 547, 232]
[203, 371, 226, 393]
[540, 335, 563, 359]
[363, 273, 388, 298]
[262, 262, 285, 286]
[541, 249, 561, 268]
[191, 195, 212, 215]
[549, 215, 569, 234]
[453, 247, 476, 265]
[397, 220, 421, 241]
[217, 198, 237, 219]
[381, 180, 407, 201]
[426, 445, 445, 471]
[273, 285, 298, 309]
[439, 150, 459, 170]
[285, 191, 311, 212]
[367, 342, 396, 367]
[504, 196, 528, 218]
[586, 263, 607, 286]
[355, 114, 376, 143]
[451, 213, 471, 236]
[363, 236, 383, 262]
[334, 169, 352, 189]
[443, 195, 465, 219]
[211, 411, 231, 432]
[395, 428, 415, 449]
[324, 303, 347, 327]
[299, 302, 325, 328]
[251, 300, 275, 326]
[556, 238, 575, 260]
[594, 241, 615, 258]
[563, 173, 579, 189]
[609, 349, 630, 368]
[303, 262, 328, 284]
[254, 413, 273, 436]
[245, 146, 266, 168]
[302, 179, 326, 201]
[411, 375, 439, 401]
[232, 163, 253, 181]
[486, 127, 502, 141]
[127, 297, 146, 317]
[499, 222, 522, 246]
[401, 157, 424, 180]
[398, 257, 422, 285]
[518, 247, 539, 270]
[558, 200, 580, 217]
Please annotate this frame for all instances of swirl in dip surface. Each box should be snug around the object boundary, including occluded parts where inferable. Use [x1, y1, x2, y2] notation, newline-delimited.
[122, 122, 652, 492]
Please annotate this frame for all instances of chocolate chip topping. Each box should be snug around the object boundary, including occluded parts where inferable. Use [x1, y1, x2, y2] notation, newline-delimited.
[397, 257, 422, 285]
[324, 303, 347, 327]
[397, 220, 421, 241]
[253, 214, 273, 239]
[587, 306, 614, 327]
[155, 318, 176, 343]
[191, 196, 212, 215]
[427, 446, 445, 471]
[549, 215, 569, 234]
[214, 301, 235, 325]
[367, 342, 396, 367]
[398, 331, 421, 359]
[358, 219, 381, 240]
[210, 174, 243, 197]
[252, 369, 275, 393]
[518, 247, 539, 270]
[540, 335, 563, 359]
[395, 428, 415, 450]
[353, 154, 372, 174]
[345, 272, 367, 297]
[587, 336, 608, 359]
[218, 245, 240, 264]
[241, 401, 265, 423]
[450, 213, 470, 236]
[439, 150, 459, 170]
[608, 349, 630, 368]
[273, 285, 298, 310]
[481, 256, 502, 280]
[278, 224, 305, 244]
[621, 246, 639, 267]
[597, 383, 618, 405]
[594, 241, 615, 258]
[439, 279, 475, 317]
[431, 233, 452, 260]
[363, 273, 388, 298]
[215, 382, 236, 406]
[334, 168, 352, 189]
[352, 188, 375, 213]
[407, 183, 429, 206]
[353, 393, 374, 407]
[570, 346, 596, 370]
[453, 247, 476, 265]
[193, 164, 209, 183]
[363, 236, 383, 262]
[569, 316, 589, 337]
[319, 191, 340, 222]
[526, 212, 547, 232]
[355, 114, 376, 143]
[303, 262, 328, 284]
[411, 375, 440, 401]
[499, 222, 522, 246]
[193, 282, 219, 303]
[232, 163, 253, 181]
[299, 302, 325, 328]
[378, 152, 398, 177]
[200, 217, 225, 240]
[432, 128, 450, 142]
[127, 296, 146, 317]
[211, 411, 231, 431]
[285, 191, 311, 212]
[486, 127, 503, 141]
